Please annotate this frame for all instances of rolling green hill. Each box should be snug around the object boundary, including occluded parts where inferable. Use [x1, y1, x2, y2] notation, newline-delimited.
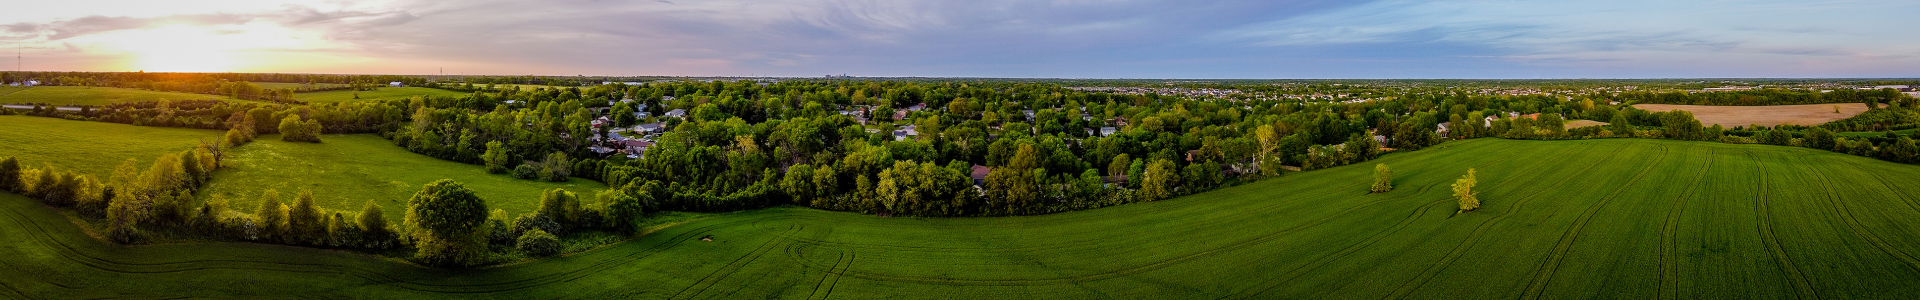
[0, 115, 222, 178]
[0, 86, 239, 106]
[197, 134, 606, 222]
[3, 138, 1920, 298]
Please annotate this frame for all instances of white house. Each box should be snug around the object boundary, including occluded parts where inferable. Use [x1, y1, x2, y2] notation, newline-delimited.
[389, 81, 405, 87]
[664, 109, 687, 119]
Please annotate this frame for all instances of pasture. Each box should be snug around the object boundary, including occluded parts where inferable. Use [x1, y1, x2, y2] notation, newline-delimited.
[3, 138, 1920, 298]
[1634, 103, 1870, 127]
[196, 134, 606, 222]
[0, 86, 237, 106]
[297, 87, 468, 103]
[254, 82, 347, 90]
[0, 115, 222, 178]
[1562, 120, 1608, 129]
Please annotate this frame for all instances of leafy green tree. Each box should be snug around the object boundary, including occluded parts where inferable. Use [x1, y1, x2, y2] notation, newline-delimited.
[600, 188, 646, 233]
[105, 186, 146, 243]
[0, 156, 19, 192]
[1884, 137, 1919, 163]
[1141, 159, 1178, 201]
[405, 179, 490, 267]
[482, 141, 510, 174]
[1804, 127, 1837, 150]
[255, 190, 286, 242]
[1660, 110, 1703, 141]
[538, 189, 579, 228]
[287, 190, 324, 245]
[357, 200, 391, 249]
[1610, 113, 1632, 136]
[1371, 164, 1393, 193]
[1454, 169, 1479, 212]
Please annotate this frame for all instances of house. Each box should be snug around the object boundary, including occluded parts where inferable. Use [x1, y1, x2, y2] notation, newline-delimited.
[850, 116, 869, 125]
[664, 109, 687, 119]
[1373, 135, 1388, 145]
[389, 81, 406, 87]
[905, 103, 928, 112]
[636, 122, 665, 134]
[1874, 85, 1916, 92]
[1518, 113, 1541, 120]
[662, 96, 677, 101]
[1021, 110, 1036, 119]
[634, 111, 652, 119]
[1099, 127, 1117, 136]
[607, 132, 631, 141]
[970, 165, 992, 186]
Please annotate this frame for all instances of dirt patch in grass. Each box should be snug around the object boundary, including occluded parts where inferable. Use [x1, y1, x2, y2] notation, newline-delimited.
[1633, 103, 1871, 127]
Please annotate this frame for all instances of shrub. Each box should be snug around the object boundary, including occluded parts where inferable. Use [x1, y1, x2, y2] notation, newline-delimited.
[0, 156, 19, 192]
[513, 164, 538, 180]
[1454, 168, 1479, 212]
[516, 229, 561, 256]
[1371, 164, 1393, 193]
[404, 180, 490, 267]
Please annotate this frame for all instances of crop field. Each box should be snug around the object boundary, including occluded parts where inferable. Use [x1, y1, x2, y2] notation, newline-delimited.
[3, 138, 1920, 298]
[0, 86, 237, 106]
[196, 134, 606, 221]
[1562, 120, 1608, 128]
[297, 87, 469, 103]
[1634, 103, 1870, 127]
[0, 115, 222, 178]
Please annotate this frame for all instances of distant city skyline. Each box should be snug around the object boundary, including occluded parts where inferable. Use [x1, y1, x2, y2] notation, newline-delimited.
[1, 0, 1915, 78]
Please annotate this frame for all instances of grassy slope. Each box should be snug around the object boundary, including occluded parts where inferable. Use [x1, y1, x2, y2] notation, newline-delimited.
[0, 115, 222, 178]
[198, 134, 606, 221]
[3, 138, 1920, 298]
[297, 87, 467, 103]
[254, 82, 348, 90]
[0, 86, 240, 106]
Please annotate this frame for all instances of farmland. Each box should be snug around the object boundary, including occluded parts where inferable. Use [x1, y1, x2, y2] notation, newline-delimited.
[4, 138, 1919, 298]
[196, 134, 607, 221]
[297, 87, 469, 103]
[0, 115, 222, 177]
[255, 82, 347, 90]
[1634, 103, 1871, 127]
[0, 86, 238, 106]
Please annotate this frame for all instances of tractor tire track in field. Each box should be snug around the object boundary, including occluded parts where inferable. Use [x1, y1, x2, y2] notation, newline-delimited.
[806, 250, 854, 300]
[1837, 158, 1920, 216]
[1657, 149, 1716, 300]
[669, 225, 801, 300]
[1221, 143, 1548, 300]
[1750, 151, 1820, 300]
[1384, 142, 1635, 300]
[1519, 143, 1672, 300]
[1800, 160, 1920, 273]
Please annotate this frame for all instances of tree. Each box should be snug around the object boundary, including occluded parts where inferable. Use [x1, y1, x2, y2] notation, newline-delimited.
[0, 156, 19, 192]
[105, 186, 147, 243]
[537, 189, 578, 229]
[1659, 110, 1703, 141]
[357, 200, 392, 249]
[255, 190, 286, 242]
[1371, 164, 1393, 193]
[287, 190, 324, 245]
[482, 141, 510, 174]
[1454, 168, 1479, 212]
[1610, 113, 1632, 136]
[279, 116, 309, 142]
[405, 179, 490, 267]
[1804, 127, 1836, 151]
[601, 188, 646, 233]
[1141, 159, 1178, 201]
[1884, 137, 1919, 164]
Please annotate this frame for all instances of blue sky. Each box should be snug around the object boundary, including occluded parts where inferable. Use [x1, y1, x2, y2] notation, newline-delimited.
[2, 0, 1916, 78]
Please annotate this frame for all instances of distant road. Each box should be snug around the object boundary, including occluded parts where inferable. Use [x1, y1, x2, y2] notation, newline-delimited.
[0, 104, 82, 111]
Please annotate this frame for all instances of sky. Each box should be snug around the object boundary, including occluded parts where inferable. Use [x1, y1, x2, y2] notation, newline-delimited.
[1, 0, 1916, 78]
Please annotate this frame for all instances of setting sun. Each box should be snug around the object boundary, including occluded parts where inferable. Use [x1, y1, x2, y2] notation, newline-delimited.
[73, 24, 309, 72]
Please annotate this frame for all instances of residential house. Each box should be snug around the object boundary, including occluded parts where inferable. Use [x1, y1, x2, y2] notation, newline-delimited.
[389, 81, 406, 87]
[636, 122, 665, 134]
[970, 165, 992, 186]
[664, 109, 687, 119]
[1099, 127, 1117, 136]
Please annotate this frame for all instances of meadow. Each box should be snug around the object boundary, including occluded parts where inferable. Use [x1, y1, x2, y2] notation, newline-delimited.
[196, 134, 606, 221]
[254, 82, 347, 90]
[0, 86, 237, 106]
[297, 87, 469, 103]
[2, 138, 1919, 298]
[0, 115, 222, 178]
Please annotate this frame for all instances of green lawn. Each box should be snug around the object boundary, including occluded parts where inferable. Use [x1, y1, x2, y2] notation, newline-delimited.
[4, 138, 1920, 298]
[0, 86, 238, 106]
[1838, 129, 1917, 138]
[296, 87, 468, 103]
[0, 115, 222, 178]
[198, 134, 606, 222]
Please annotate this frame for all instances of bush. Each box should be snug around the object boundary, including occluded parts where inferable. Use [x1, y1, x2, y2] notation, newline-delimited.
[516, 229, 561, 256]
[1371, 164, 1392, 193]
[513, 164, 538, 180]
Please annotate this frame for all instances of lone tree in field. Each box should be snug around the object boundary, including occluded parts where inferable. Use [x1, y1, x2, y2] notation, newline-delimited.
[1454, 168, 1479, 212]
[1371, 164, 1393, 193]
[405, 179, 490, 267]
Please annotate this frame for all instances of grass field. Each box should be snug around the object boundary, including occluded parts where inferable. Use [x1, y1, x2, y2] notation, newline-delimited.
[1563, 120, 1608, 128]
[4, 138, 1920, 298]
[0, 115, 222, 178]
[1634, 103, 1870, 127]
[1838, 129, 1917, 138]
[254, 82, 347, 91]
[0, 86, 237, 106]
[197, 134, 606, 221]
[297, 87, 468, 103]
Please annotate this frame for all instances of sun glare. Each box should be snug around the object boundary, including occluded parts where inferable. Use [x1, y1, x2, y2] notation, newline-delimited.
[78, 24, 307, 73]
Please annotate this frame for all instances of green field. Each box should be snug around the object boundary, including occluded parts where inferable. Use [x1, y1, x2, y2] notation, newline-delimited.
[4, 138, 1920, 298]
[198, 134, 606, 221]
[0, 86, 236, 106]
[254, 82, 347, 90]
[296, 87, 468, 103]
[1838, 129, 1917, 138]
[0, 115, 222, 178]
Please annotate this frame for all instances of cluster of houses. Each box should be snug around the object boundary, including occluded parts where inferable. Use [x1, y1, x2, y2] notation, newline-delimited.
[5, 80, 39, 87]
